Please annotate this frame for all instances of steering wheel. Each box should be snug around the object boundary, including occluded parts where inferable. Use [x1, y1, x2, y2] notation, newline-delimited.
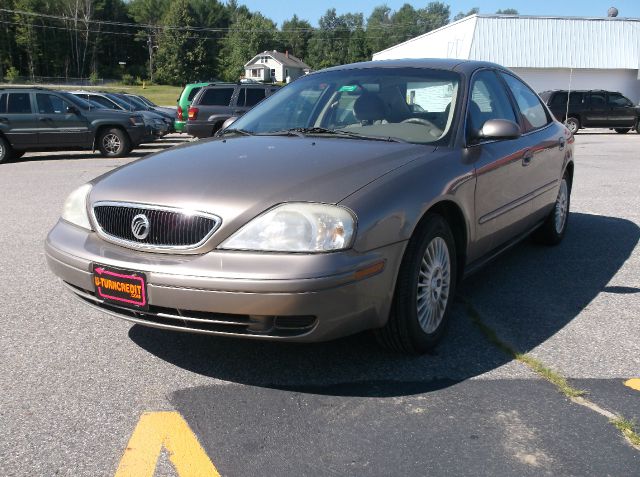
[401, 117, 443, 137]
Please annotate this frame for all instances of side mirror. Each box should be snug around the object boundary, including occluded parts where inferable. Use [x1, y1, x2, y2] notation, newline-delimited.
[66, 105, 80, 115]
[476, 119, 521, 141]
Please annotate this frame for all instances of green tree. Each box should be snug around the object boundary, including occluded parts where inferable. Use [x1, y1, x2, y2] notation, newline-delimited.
[453, 7, 479, 22]
[281, 15, 312, 60]
[365, 5, 393, 56]
[217, 11, 278, 81]
[154, 0, 209, 85]
[128, 0, 170, 81]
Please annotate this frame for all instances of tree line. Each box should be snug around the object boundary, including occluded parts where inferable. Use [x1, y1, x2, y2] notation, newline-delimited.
[0, 1, 517, 85]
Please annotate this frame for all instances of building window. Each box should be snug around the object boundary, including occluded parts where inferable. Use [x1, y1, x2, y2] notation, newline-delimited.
[270, 69, 276, 80]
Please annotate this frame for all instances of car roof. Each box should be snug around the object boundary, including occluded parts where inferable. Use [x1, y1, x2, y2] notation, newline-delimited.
[317, 58, 512, 75]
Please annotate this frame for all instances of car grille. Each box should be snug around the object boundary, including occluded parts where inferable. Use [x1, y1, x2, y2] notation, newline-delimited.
[65, 282, 317, 337]
[92, 202, 220, 250]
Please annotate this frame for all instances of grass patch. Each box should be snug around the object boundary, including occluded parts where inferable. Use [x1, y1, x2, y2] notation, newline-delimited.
[101, 84, 182, 106]
[460, 297, 585, 398]
[611, 418, 640, 448]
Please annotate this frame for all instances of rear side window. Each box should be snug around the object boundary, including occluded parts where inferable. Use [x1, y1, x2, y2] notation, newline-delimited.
[199, 88, 234, 106]
[187, 87, 203, 102]
[549, 92, 567, 107]
[240, 88, 266, 107]
[7, 93, 32, 114]
[590, 92, 606, 106]
[501, 73, 549, 132]
[0, 93, 6, 113]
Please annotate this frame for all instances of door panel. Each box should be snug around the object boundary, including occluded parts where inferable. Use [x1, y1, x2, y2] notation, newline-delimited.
[468, 70, 535, 257]
[584, 92, 608, 126]
[607, 93, 636, 127]
[0, 92, 38, 147]
[36, 93, 91, 147]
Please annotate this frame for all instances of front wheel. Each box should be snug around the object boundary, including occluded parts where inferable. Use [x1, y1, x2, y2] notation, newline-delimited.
[533, 175, 571, 245]
[97, 128, 131, 158]
[375, 214, 457, 354]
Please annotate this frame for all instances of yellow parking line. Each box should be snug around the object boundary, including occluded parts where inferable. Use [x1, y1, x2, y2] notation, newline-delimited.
[624, 378, 640, 392]
[115, 411, 220, 477]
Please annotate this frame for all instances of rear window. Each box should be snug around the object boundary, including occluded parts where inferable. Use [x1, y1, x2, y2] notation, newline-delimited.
[199, 88, 234, 106]
[187, 87, 203, 102]
[7, 93, 32, 114]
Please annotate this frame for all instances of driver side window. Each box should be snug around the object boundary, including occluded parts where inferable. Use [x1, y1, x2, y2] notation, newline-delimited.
[467, 70, 517, 141]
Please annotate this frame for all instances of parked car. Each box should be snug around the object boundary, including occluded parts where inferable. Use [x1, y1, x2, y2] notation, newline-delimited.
[45, 59, 574, 354]
[124, 93, 176, 119]
[185, 83, 279, 138]
[0, 87, 146, 162]
[175, 82, 211, 133]
[118, 93, 176, 132]
[70, 91, 169, 140]
[539, 89, 640, 134]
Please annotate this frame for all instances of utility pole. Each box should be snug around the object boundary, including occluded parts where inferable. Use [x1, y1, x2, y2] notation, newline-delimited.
[147, 34, 154, 83]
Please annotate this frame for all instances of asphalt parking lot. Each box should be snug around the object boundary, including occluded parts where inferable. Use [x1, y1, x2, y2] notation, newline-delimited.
[1, 131, 638, 476]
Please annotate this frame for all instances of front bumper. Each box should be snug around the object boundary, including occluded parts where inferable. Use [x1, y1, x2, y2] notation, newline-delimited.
[45, 220, 406, 342]
[126, 125, 147, 146]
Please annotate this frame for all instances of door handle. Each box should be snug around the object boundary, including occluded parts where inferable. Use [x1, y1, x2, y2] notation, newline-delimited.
[0, 117, 8, 123]
[522, 150, 534, 166]
[558, 137, 565, 150]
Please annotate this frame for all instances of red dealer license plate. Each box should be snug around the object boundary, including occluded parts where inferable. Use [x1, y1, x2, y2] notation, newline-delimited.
[92, 264, 148, 310]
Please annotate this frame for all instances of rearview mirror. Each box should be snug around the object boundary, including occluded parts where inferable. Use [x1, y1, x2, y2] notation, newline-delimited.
[477, 119, 521, 141]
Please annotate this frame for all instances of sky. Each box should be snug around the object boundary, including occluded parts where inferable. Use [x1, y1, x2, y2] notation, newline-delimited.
[237, 0, 640, 26]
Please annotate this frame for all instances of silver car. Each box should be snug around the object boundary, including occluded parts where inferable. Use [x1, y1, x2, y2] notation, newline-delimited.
[45, 59, 574, 354]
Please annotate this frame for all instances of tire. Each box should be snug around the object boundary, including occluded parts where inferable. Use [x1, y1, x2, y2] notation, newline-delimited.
[614, 128, 630, 134]
[565, 117, 580, 135]
[375, 214, 458, 354]
[533, 174, 571, 246]
[0, 135, 14, 164]
[97, 128, 131, 158]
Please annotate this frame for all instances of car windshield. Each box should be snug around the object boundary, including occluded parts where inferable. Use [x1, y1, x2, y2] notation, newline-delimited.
[136, 95, 157, 107]
[60, 91, 92, 110]
[124, 95, 150, 110]
[106, 94, 140, 111]
[230, 67, 460, 145]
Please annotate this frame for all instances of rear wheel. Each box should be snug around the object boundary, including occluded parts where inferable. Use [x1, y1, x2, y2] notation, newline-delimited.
[565, 117, 580, 134]
[375, 214, 457, 354]
[614, 128, 630, 134]
[0, 136, 14, 164]
[97, 128, 131, 158]
[533, 174, 571, 245]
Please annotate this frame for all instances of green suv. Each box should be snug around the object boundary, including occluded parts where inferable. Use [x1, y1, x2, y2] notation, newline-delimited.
[175, 82, 211, 133]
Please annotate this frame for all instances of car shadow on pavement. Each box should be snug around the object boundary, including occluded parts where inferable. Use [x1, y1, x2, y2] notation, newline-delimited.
[129, 212, 639, 397]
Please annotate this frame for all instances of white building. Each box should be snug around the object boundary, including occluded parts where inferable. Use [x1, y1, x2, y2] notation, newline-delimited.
[372, 14, 640, 104]
[244, 50, 311, 83]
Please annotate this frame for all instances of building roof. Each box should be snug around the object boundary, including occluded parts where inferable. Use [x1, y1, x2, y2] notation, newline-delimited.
[373, 14, 640, 70]
[245, 51, 310, 69]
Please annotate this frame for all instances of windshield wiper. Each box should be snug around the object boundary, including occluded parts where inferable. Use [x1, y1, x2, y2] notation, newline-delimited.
[265, 127, 406, 143]
[216, 128, 254, 137]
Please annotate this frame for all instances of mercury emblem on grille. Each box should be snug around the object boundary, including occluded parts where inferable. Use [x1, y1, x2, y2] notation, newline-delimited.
[131, 214, 150, 240]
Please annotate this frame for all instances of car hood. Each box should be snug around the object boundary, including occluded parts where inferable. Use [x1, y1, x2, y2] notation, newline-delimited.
[89, 136, 434, 242]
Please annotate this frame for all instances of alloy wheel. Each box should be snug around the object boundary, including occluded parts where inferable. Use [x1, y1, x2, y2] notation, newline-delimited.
[102, 133, 121, 154]
[555, 179, 569, 234]
[416, 236, 451, 334]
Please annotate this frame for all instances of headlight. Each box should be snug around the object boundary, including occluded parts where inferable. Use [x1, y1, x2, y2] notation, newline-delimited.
[129, 115, 144, 126]
[219, 203, 355, 252]
[61, 184, 92, 230]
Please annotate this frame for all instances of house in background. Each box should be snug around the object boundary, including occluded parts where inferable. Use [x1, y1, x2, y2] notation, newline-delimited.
[244, 50, 311, 83]
[373, 14, 640, 104]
